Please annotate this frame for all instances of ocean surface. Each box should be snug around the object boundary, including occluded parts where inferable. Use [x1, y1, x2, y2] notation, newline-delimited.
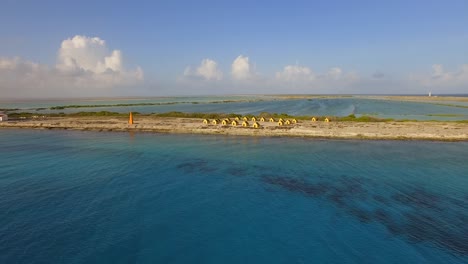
[0, 129, 467, 263]
[2, 95, 468, 121]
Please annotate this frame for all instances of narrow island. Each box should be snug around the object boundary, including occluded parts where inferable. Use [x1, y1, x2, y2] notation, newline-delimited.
[1, 111, 467, 141]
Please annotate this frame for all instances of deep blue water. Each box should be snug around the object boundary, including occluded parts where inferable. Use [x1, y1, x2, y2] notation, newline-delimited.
[0, 129, 467, 263]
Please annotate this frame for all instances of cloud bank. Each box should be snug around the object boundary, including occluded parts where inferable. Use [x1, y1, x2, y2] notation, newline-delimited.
[0, 35, 143, 98]
[421, 64, 468, 87]
[181, 55, 468, 94]
[181, 57, 363, 93]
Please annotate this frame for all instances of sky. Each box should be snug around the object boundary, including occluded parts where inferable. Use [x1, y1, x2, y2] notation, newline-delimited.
[0, 0, 467, 98]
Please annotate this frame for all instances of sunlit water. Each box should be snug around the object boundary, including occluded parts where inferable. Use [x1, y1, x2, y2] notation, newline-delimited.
[0, 129, 467, 263]
[2, 96, 468, 121]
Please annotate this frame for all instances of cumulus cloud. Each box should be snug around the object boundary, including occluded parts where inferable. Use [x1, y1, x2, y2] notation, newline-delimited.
[272, 64, 361, 93]
[231, 55, 257, 80]
[413, 64, 468, 88]
[183, 58, 223, 81]
[0, 35, 143, 98]
[275, 65, 356, 84]
[275, 65, 315, 82]
[327, 67, 343, 80]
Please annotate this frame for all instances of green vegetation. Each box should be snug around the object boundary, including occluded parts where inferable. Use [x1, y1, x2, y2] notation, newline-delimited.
[50, 102, 178, 110]
[48, 99, 265, 110]
[433, 103, 468, 109]
[6, 112, 37, 118]
[68, 111, 132, 117]
[336, 114, 393, 122]
[8, 111, 130, 118]
[426, 114, 465, 117]
[6, 111, 467, 123]
[150, 111, 238, 119]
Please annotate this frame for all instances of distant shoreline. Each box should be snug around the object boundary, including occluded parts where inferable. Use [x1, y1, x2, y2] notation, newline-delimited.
[2, 95, 468, 112]
[1, 116, 467, 142]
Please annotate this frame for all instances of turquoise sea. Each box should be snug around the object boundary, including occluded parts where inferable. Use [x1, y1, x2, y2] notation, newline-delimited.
[1, 129, 467, 263]
[2, 95, 468, 121]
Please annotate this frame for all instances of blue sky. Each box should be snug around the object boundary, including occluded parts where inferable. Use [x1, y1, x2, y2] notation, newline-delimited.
[1, 0, 467, 97]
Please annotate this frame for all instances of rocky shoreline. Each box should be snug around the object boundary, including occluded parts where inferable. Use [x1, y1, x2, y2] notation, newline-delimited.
[1, 116, 468, 141]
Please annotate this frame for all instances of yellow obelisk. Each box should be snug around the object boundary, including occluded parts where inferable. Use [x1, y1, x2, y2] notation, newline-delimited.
[128, 112, 134, 125]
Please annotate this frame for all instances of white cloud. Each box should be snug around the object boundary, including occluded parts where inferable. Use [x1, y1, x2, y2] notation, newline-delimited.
[275, 65, 357, 84]
[271, 64, 362, 93]
[275, 65, 315, 82]
[413, 64, 468, 88]
[0, 35, 143, 98]
[183, 58, 223, 81]
[432, 64, 444, 78]
[231, 55, 257, 80]
[327, 67, 343, 80]
[56, 35, 143, 84]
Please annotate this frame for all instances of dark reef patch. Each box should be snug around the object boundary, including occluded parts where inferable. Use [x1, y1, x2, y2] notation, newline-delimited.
[176, 159, 217, 174]
[392, 188, 441, 209]
[225, 167, 249, 177]
[373, 194, 390, 205]
[261, 175, 328, 197]
[260, 173, 468, 257]
[348, 207, 373, 223]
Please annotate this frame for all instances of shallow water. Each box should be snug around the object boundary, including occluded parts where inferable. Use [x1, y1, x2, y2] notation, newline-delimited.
[2, 96, 468, 121]
[0, 129, 467, 263]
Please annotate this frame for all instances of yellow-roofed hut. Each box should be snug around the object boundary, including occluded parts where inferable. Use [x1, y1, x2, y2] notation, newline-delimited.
[242, 121, 249, 127]
[311, 117, 317, 122]
[203, 119, 209, 124]
[212, 119, 220, 125]
[251, 117, 257, 122]
[324, 118, 330, 122]
[260, 117, 265, 122]
[252, 122, 260, 128]
[269, 117, 275, 122]
[231, 120, 239, 126]
[278, 120, 284, 126]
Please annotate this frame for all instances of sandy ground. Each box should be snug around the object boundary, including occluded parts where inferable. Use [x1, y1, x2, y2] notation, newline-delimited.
[1, 116, 468, 141]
